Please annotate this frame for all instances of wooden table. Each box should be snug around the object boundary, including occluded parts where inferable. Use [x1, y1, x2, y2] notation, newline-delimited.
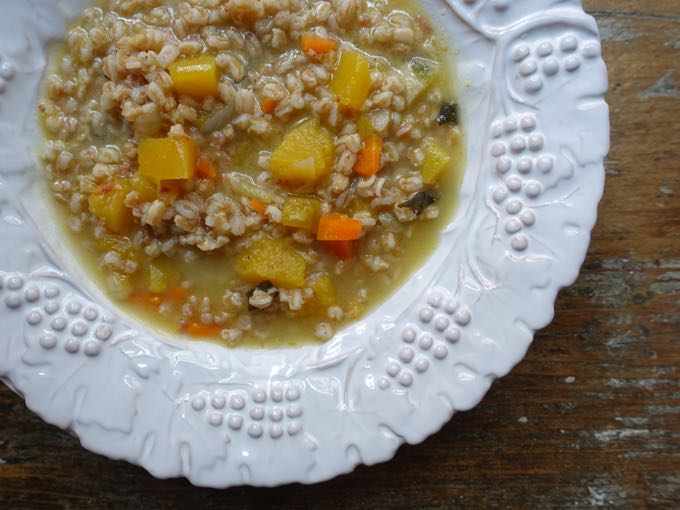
[1, 1, 678, 508]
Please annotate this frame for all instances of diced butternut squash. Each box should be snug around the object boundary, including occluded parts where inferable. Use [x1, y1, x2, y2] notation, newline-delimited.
[420, 139, 451, 184]
[317, 213, 363, 241]
[293, 272, 337, 317]
[169, 55, 219, 98]
[131, 173, 157, 202]
[237, 236, 307, 288]
[270, 119, 333, 184]
[330, 50, 371, 111]
[88, 178, 132, 234]
[354, 135, 383, 178]
[138, 137, 198, 184]
[282, 196, 323, 232]
[307, 273, 336, 309]
[147, 259, 176, 294]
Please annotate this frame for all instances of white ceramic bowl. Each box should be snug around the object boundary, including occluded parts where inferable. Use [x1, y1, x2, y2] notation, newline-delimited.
[0, 0, 609, 488]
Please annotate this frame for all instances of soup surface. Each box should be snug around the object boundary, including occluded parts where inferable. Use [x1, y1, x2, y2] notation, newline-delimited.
[39, 0, 464, 347]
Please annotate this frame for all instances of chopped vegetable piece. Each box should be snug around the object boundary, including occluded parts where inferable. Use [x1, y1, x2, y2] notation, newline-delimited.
[270, 119, 333, 183]
[356, 115, 374, 140]
[281, 196, 323, 232]
[88, 178, 132, 234]
[404, 57, 439, 104]
[409, 57, 436, 82]
[347, 196, 371, 215]
[317, 213, 363, 241]
[324, 240, 354, 260]
[307, 273, 336, 309]
[147, 259, 175, 294]
[261, 98, 279, 115]
[196, 156, 218, 180]
[302, 34, 337, 54]
[436, 102, 458, 125]
[420, 139, 452, 184]
[237, 236, 307, 288]
[169, 55, 219, 98]
[167, 286, 189, 302]
[354, 135, 383, 178]
[250, 198, 267, 215]
[228, 173, 278, 203]
[399, 189, 438, 216]
[133, 292, 163, 308]
[138, 137, 198, 184]
[330, 50, 371, 111]
[185, 322, 222, 337]
[246, 281, 278, 311]
[131, 173, 157, 202]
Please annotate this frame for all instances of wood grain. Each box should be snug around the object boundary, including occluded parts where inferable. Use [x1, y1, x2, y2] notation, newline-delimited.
[1, 1, 679, 508]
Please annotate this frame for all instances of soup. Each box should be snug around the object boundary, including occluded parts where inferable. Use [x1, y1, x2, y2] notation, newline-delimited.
[38, 0, 464, 347]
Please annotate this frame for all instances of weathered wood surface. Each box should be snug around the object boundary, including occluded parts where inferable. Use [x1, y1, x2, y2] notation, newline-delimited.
[1, 1, 679, 508]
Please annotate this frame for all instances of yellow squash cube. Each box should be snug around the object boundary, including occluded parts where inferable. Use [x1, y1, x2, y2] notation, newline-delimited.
[270, 119, 333, 184]
[307, 272, 336, 309]
[131, 173, 158, 202]
[330, 50, 371, 111]
[420, 139, 451, 185]
[147, 259, 176, 294]
[88, 178, 132, 234]
[169, 55, 219, 98]
[138, 137, 198, 184]
[237, 236, 307, 288]
[281, 196, 322, 232]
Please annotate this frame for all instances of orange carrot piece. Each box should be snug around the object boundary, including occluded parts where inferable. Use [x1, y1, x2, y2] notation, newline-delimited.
[354, 134, 383, 178]
[261, 99, 279, 115]
[166, 286, 188, 302]
[133, 292, 163, 308]
[317, 213, 363, 241]
[325, 240, 354, 260]
[302, 34, 337, 54]
[185, 322, 222, 338]
[250, 198, 267, 215]
[196, 156, 217, 180]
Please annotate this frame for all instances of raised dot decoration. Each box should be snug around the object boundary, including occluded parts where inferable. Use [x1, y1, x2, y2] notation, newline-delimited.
[0, 55, 15, 95]
[192, 385, 303, 438]
[26, 310, 42, 326]
[25, 286, 40, 303]
[488, 114, 551, 252]
[228, 415, 243, 431]
[419, 308, 433, 324]
[512, 32, 598, 92]
[5, 293, 21, 309]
